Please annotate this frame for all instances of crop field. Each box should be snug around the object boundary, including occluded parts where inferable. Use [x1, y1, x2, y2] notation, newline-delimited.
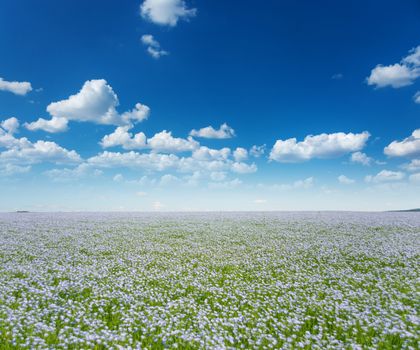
[0, 212, 418, 349]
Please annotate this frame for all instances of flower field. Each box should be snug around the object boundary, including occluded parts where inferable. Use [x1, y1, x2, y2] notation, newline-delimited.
[0, 212, 418, 349]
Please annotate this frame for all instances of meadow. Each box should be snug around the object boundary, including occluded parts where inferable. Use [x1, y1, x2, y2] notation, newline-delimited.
[0, 212, 418, 349]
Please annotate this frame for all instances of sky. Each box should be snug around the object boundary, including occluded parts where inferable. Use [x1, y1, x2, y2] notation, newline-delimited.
[0, 0, 419, 211]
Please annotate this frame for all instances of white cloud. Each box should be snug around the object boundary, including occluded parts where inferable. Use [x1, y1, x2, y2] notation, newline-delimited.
[100, 126, 147, 150]
[250, 144, 265, 158]
[141, 34, 168, 59]
[148, 130, 198, 153]
[0, 119, 81, 165]
[367, 46, 420, 88]
[141, 34, 160, 47]
[140, 0, 196, 26]
[365, 170, 405, 183]
[367, 64, 419, 88]
[338, 175, 355, 185]
[35, 79, 149, 131]
[384, 129, 420, 158]
[136, 191, 147, 197]
[231, 162, 257, 174]
[25, 116, 68, 133]
[414, 91, 420, 104]
[409, 172, 420, 183]
[120, 103, 150, 123]
[88, 151, 179, 171]
[1, 140, 81, 165]
[0, 163, 31, 176]
[402, 46, 420, 66]
[159, 174, 180, 186]
[350, 151, 372, 166]
[0, 77, 32, 95]
[402, 159, 420, 172]
[0, 129, 31, 149]
[190, 123, 235, 139]
[1, 117, 19, 134]
[101, 128, 197, 153]
[192, 146, 231, 161]
[233, 147, 248, 162]
[269, 131, 370, 162]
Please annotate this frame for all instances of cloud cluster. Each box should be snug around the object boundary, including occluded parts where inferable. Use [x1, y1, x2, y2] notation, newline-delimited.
[269, 131, 370, 162]
[367, 46, 420, 88]
[25, 80, 150, 133]
[141, 34, 168, 59]
[384, 129, 420, 158]
[1, 117, 19, 134]
[365, 170, 405, 183]
[100, 127, 198, 153]
[402, 159, 420, 172]
[140, 0, 196, 26]
[0, 117, 80, 167]
[350, 151, 372, 166]
[0, 77, 32, 95]
[189, 123, 235, 139]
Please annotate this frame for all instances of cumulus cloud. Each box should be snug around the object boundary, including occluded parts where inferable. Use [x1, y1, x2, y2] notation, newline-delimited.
[148, 131, 198, 153]
[367, 46, 420, 88]
[414, 91, 420, 104]
[1, 117, 19, 134]
[233, 147, 248, 162]
[190, 123, 235, 139]
[192, 146, 230, 161]
[25, 116, 68, 133]
[1, 140, 81, 165]
[350, 151, 372, 166]
[101, 127, 200, 153]
[250, 144, 265, 158]
[231, 162, 257, 174]
[365, 170, 405, 183]
[0, 163, 31, 176]
[100, 126, 147, 150]
[0, 118, 80, 165]
[88, 151, 179, 171]
[27, 79, 150, 133]
[384, 129, 420, 158]
[0, 77, 32, 95]
[402, 159, 420, 172]
[269, 131, 370, 162]
[140, 0, 197, 26]
[338, 175, 355, 185]
[141, 34, 168, 59]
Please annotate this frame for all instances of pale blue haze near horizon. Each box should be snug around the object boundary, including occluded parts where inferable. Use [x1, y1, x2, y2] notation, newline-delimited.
[0, 0, 419, 211]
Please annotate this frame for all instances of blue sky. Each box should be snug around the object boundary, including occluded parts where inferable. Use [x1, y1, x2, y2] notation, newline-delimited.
[0, 0, 419, 211]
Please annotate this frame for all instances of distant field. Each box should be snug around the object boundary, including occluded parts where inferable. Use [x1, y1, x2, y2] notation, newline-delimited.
[0, 212, 418, 349]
